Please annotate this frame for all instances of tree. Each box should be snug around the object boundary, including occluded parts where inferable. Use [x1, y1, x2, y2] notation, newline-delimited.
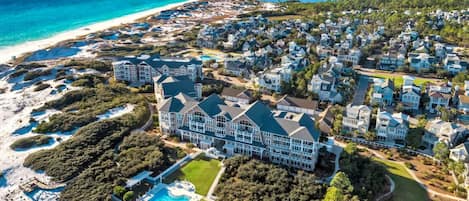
[330, 172, 354, 194]
[406, 127, 424, 149]
[364, 131, 376, 141]
[395, 103, 405, 113]
[344, 143, 358, 155]
[113, 186, 126, 197]
[433, 142, 450, 163]
[323, 187, 345, 201]
[123, 191, 135, 201]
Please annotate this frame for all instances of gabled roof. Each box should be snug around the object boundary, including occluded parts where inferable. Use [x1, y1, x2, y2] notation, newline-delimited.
[159, 93, 197, 113]
[116, 55, 202, 69]
[277, 95, 318, 110]
[197, 94, 226, 116]
[221, 88, 252, 100]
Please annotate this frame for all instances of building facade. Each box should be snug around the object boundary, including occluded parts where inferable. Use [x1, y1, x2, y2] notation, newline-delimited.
[158, 94, 321, 171]
[113, 55, 203, 84]
[375, 109, 409, 142]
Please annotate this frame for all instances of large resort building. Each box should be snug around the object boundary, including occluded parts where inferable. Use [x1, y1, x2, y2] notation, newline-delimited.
[112, 54, 203, 85]
[158, 93, 321, 171]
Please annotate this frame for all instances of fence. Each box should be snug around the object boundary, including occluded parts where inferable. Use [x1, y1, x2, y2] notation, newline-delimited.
[336, 136, 437, 160]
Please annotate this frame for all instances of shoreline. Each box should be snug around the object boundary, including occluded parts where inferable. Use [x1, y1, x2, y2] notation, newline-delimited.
[0, 0, 198, 65]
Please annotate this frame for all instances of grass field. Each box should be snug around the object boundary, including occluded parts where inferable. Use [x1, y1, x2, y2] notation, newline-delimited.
[164, 154, 221, 196]
[373, 158, 428, 201]
[370, 73, 436, 87]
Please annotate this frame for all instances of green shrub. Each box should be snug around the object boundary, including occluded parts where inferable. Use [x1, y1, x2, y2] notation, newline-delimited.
[113, 186, 126, 197]
[24, 69, 52, 81]
[404, 162, 414, 169]
[9, 69, 28, 78]
[33, 83, 51, 91]
[10, 135, 52, 150]
[123, 191, 135, 201]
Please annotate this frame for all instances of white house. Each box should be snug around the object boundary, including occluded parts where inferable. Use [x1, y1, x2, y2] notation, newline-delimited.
[372, 78, 395, 106]
[408, 53, 436, 71]
[342, 104, 372, 135]
[423, 120, 468, 149]
[444, 54, 468, 74]
[375, 109, 409, 142]
[426, 82, 452, 113]
[256, 67, 291, 92]
[401, 76, 421, 111]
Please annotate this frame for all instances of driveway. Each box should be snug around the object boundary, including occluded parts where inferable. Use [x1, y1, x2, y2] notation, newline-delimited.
[352, 75, 370, 105]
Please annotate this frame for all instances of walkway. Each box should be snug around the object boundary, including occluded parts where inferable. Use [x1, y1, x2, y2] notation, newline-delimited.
[376, 175, 395, 201]
[206, 165, 226, 201]
[324, 145, 343, 183]
[135, 102, 155, 132]
[335, 140, 466, 201]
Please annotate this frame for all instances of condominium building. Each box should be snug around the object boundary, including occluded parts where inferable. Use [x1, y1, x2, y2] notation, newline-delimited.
[158, 94, 321, 171]
[154, 75, 202, 104]
[112, 55, 203, 84]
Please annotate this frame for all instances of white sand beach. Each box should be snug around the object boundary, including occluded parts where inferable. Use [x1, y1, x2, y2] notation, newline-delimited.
[0, 0, 198, 64]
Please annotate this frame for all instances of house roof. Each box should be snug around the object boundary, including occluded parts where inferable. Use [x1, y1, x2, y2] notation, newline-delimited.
[277, 95, 318, 110]
[460, 95, 469, 104]
[221, 88, 252, 100]
[116, 55, 202, 70]
[429, 91, 451, 99]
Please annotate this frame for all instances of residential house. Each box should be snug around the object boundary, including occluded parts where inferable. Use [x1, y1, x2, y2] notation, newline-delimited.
[342, 104, 372, 135]
[375, 109, 409, 142]
[379, 52, 405, 71]
[309, 70, 342, 103]
[224, 58, 248, 77]
[256, 67, 292, 92]
[158, 94, 321, 171]
[426, 82, 452, 113]
[408, 53, 436, 71]
[221, 87, 253, 105]
[401, 76, 421, 111]
[449, 142, 469, 188]
[276, 95, 318, 116]
[444, 54, 468, 74]
[423, 120, 468, 149]
[372, 78, 395, 106]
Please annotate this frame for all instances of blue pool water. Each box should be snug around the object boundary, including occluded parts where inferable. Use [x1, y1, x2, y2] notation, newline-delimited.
[0, 0, 187, 48]
[200, 55, 218, 62]
[149, 188, 190, 201]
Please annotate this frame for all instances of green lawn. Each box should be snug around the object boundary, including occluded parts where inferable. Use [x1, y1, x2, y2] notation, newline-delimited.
[373, 158, 428, 201]
[371, 73, 436, 88]
[164, 154, 221, 196]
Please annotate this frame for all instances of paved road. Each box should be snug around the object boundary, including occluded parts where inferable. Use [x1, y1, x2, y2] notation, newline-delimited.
[352, 75, 370, 105]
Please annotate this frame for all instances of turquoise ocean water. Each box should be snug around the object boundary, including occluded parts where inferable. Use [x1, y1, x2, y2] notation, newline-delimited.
[0, 0, 186, 49]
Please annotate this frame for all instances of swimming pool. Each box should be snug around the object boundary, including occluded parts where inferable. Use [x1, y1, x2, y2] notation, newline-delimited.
[200, 55, 218, 62]
[149, 188, 190, 201]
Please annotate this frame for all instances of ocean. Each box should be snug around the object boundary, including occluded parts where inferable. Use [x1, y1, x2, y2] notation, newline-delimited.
[0, 0, 186, 49]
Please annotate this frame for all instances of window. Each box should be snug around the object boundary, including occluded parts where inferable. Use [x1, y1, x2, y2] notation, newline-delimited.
[216, 116, 226, 128]
[193, 111, 205, 123]
[239, 120, 252, 132]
